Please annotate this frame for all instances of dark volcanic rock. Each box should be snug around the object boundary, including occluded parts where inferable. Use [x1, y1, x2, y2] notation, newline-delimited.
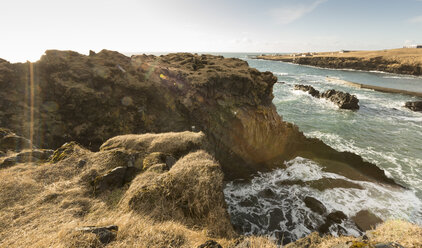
[294, 84, 359, 109]
[404, 101, 422, 111]
[304, 196, 327, 215]
[294, 84, 320, 97]
[352, 210, 383, 231]
[327, 211, 347, 224]
[320, 89, 360, 110]
[0, 51, 398, 186]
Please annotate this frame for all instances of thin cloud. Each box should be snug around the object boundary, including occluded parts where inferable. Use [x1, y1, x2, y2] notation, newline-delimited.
[270, 0, 327, 25]
[408, 15, 422, 23]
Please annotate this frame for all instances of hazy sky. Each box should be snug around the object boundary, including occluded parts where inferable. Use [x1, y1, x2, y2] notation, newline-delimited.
[1, 0, 422, 62]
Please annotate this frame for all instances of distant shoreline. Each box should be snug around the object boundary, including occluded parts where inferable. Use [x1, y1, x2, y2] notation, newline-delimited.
[256, 48, 422, 76]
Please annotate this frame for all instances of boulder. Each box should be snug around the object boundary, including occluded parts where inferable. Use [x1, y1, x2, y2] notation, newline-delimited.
[93, 166, 136, 193]
[352, 210, 383, 231]
[75, 225, 118, 244]
[404, 101, 422, 112]
[0, 149, 54, 168]
[294, 85, 359, 110]
[294, 84, 320, 97]
[320, 89, 360, 110]
[304, 196, 327, 215]
[0, 133, 32, 152]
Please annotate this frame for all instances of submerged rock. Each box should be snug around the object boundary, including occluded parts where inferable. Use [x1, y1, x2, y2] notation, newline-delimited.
[404, 101, 422, 112]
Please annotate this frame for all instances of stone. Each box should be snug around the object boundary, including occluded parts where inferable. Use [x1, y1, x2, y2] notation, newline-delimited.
[197, 240, 223, 248]
[294, 84, 320, 97]
[374, 243, 405, 248]
[404, 101, 422, 111]
[327, 211, 347, 224]
[304, 196, 327, 215]
[351, 210, 383, 231]
[320, 89, 360, 110]
[294, 84, 359, 110]
[94, 166, 127, 192]
[165, 154, 177, 168]
[76, 225, 118, 244]
[0, 134, 32, 152]
[16, 149, 54, 161]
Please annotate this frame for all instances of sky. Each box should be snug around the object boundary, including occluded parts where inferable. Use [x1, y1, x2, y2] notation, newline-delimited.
[1, 0, 422, 62]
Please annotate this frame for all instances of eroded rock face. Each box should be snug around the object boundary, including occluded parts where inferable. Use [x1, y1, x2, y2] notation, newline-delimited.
[0, 51, 394, 185]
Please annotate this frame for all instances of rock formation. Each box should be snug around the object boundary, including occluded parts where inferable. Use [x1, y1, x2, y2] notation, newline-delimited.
[0, 50, 396, 185]
[404, 101, 422, 112]
[258, 55, 422, 76]
[294, 84, 360, 110]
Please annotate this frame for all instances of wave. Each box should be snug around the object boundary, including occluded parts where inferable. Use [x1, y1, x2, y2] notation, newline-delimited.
[224, 157, 422, 244]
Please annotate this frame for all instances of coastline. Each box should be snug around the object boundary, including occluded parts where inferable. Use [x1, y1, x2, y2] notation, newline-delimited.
[256, 48, 422, 76]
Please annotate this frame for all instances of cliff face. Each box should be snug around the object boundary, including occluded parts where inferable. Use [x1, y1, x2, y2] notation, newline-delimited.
[260, 55, 422, 76]
[293, 56, 421, 75]
[0, 50, 397, 184]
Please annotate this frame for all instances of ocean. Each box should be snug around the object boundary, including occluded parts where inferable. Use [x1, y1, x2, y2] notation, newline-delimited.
[214, 53, 422, 244]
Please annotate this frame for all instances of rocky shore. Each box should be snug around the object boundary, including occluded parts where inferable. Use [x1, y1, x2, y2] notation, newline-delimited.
[257, 48, 422, 76]
[0, 50, 418, 247]
[294, 84, 360, 110]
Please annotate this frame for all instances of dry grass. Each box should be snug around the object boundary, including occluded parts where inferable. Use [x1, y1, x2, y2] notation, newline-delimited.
[366, 220, 422, 248]
[1, 132, 420, 248]
[0, 132, 242, 248]
[122, 150, 235, 238]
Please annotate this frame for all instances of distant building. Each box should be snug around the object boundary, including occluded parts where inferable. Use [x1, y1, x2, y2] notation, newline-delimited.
[403, 45, 422, 48]
[339, 50, 351, 53]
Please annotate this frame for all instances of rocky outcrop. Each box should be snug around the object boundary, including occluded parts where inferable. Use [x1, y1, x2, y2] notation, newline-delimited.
[404, 101, 422, 112]
[294, 84, 359, 110]
[0, 51, 395, 185]
[259, 55, 422, 76]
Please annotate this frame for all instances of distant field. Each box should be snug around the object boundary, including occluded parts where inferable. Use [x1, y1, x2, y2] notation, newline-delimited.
[260, 48, 422, 64]
[306, 48, 422, 64]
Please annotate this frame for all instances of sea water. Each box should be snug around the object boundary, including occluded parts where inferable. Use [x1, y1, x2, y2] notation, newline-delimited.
[219, 54, 422, 243]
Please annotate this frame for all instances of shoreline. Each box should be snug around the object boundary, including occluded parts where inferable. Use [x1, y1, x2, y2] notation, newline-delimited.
[256, 48, 422, 76]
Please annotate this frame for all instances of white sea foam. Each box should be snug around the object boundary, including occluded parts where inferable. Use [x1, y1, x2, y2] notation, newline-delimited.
[274, 72, 289, 76]
[224, 157, 422, 244]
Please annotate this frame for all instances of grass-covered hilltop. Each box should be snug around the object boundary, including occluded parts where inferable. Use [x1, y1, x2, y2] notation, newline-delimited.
[257, 48, 422, 76]
[0, 50, 421, 247]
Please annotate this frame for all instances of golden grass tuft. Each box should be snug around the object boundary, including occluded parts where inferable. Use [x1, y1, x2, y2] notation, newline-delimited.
[122, 150, 235, 238]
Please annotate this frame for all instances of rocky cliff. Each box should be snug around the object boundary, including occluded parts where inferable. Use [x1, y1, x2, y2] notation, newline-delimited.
[0, 50, 396, 184]
[258, 51, 422, 76]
